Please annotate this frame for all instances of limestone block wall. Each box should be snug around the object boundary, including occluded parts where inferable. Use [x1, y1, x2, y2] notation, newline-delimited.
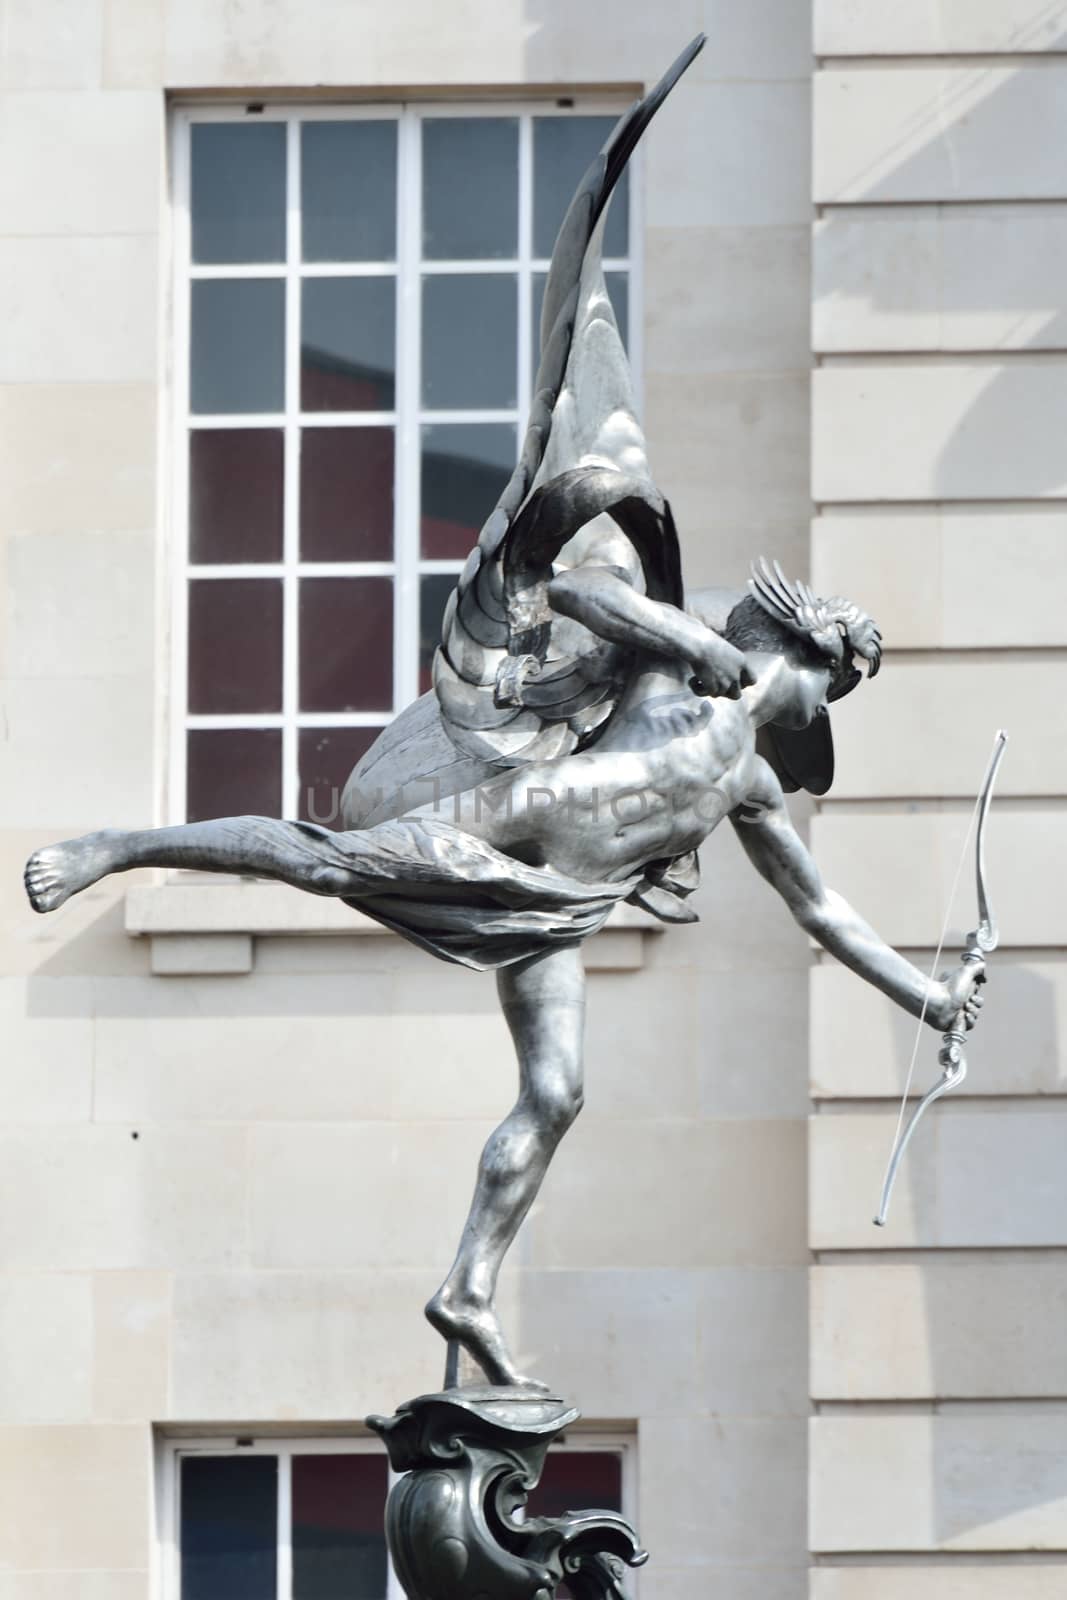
[810, 4, 1067, 1594]
[0, 5, 814, 1599]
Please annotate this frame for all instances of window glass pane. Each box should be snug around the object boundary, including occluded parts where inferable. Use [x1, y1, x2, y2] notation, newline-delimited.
[533, 116, 628, 259]
[302, 120, 397, 263]
[190, 429, 284, 564]
[191, 280, 285, 415]
[420, 423, 514, 558]
[191, 123, 286, 265]
[524, 1451, 623, 1600]
[188, 578, 283, 714]
[300, 427, 394, 562]
[299, 728, 381, 829]
[422, 275, 516, 410]
[302, 278, 396, 413]
[292, 1453, 389, 1599]
[531, 270, 628, 388]
[187, 728, 282, 822]
[422, 117, 518, 260]
[180, 1454, 278, 1600]
[300, 577, 393, 712]
[419, 573, 455, 694]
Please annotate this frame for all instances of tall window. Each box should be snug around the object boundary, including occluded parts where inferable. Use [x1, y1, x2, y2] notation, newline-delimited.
[171, 102, 636, 826]
[160, 1433, 633, 1599]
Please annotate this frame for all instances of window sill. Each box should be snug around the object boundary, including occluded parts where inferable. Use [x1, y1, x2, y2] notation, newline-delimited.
[125, 878, 661, 975]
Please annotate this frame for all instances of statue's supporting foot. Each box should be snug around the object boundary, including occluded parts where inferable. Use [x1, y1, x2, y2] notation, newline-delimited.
[425, 1286, 549, 1393]
[368, 1388, 647, 1600]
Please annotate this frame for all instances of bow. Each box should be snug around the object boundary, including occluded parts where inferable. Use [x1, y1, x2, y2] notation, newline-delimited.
[874, 729, 1008, 1227]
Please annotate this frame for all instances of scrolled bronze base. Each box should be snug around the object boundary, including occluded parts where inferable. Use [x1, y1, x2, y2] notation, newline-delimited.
[367, 1386, 647, 1600]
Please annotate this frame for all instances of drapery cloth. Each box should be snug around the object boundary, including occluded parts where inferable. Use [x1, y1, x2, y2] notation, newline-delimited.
[234, 815, 699, 970]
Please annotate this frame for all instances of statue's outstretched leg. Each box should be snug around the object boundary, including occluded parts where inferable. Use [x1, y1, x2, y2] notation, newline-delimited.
[24, 815, 378, 913]
[426, 944, 585, 1389]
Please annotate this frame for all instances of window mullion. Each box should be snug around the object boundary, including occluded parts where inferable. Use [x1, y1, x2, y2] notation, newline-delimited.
[394, 107, 421, 714]
[282, 115, 301, 819]
[278, 1446, 293, 1600]
[172, 113, 193, 828]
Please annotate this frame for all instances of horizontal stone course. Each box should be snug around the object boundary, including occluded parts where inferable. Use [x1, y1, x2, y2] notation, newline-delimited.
[815, 0, 1067, 56]
[815, 67, 1067, 204]
[814, 204, 1067, 353]
[810, 1109, 1067, 1249]
[811, 1413, 1067, 1550]
[810, 811, 1062, 949]
[811, 1261, 1067, 1398]
[813, 361, 1067, 501]
[812, 1572, 1067, 1600]
[811, 510, 1067, 648]
[811, 956, 1067, 1099]
[826, 658, 1067, 798]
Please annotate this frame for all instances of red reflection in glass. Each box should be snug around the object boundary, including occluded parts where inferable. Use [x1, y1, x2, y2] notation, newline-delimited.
[299, 577, 393, 712]
[300, 428, 394, 562]
[186, 728, 282, 821]
[188, 579, 283, 714]
[298, 727, 381, 829]
[190, 430, 284, 565]
[292, 1454, 389, 1600]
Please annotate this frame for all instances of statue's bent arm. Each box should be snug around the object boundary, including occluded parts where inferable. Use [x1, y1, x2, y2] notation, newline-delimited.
[730, 759, 961, 1031]
[546, 566, 749, 696]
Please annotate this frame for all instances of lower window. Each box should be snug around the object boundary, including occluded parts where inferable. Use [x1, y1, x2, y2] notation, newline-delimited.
[162, 1433, 632, 1599]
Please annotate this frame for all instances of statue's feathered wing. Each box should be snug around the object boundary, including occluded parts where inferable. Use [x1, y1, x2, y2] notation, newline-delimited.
[432, 36, 704, 767]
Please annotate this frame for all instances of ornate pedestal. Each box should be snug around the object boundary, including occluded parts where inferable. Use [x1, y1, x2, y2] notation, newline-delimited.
[367, 1387, 647, 1600]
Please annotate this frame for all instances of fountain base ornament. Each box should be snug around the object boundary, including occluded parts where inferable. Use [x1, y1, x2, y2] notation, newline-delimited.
[367, 1388, 646, 1600]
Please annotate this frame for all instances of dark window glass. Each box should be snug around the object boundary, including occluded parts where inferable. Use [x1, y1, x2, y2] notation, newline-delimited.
[419, 573, 455, 695]
[420, 423, 514, 558]
[191, 123, 286, 265]
[188, 578, 283, 715]
[422, 275, 516, 410]
[292, 1453, 389, 1599]
[302, 120, 397, 263]
[525, 1451, 623, 1600]
[190, 429, 284, 564]
[300, 577, 393, 712]
[532, 270, 628, 386]
[422, 118, 518, 260]
[191, 280, 285, 415]
[301, 428, 394, 562]
[180, 1454, 278, 1600]
[302, 278, 396, 413]
[298, 728, 381, 829]
[533, 117, 627, 260]
[187, 728, 282, 822]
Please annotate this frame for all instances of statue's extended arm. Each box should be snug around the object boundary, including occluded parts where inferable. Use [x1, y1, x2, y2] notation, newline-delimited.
[547, 566, 750, 697]
[731, 759, 983, 1031]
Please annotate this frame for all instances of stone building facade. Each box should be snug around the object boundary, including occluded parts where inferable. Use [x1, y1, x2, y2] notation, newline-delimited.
[0, 2, 1063, 1597]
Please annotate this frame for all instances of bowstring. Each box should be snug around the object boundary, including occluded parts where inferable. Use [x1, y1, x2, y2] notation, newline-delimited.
[881, 783, 985, 1173]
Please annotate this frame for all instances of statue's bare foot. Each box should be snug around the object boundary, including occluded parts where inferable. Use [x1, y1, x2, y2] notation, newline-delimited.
[24, 831, 121, 913]
[426, 1286, 550, 1393]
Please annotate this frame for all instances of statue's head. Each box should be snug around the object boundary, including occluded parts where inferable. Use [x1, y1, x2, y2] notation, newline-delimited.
[747, 557, 881, 698]
[723, 559, 883, 795]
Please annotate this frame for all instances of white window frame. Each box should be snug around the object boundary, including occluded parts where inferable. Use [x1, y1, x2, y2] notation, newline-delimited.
[156, 1428, 637, 1600]
[167, 97, 643, 825]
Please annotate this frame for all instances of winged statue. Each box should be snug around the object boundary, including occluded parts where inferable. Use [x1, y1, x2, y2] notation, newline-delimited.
[24, 36, 985, 1390]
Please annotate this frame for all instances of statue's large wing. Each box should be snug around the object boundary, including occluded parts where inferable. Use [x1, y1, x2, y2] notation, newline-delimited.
[433, 35, 705, 766]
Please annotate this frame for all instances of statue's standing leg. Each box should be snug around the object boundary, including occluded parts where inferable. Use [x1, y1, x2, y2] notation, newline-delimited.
[426, 944, 585, 1389]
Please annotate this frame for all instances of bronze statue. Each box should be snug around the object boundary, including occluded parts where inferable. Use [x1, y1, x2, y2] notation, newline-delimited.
[24, 37, 984, 1393]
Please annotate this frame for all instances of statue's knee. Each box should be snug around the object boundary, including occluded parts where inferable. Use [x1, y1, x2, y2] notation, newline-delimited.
[529, 1074, 583, 1138]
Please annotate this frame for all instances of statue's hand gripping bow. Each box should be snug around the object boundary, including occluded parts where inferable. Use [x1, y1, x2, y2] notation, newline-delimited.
[875, 730, 1008, 1228]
